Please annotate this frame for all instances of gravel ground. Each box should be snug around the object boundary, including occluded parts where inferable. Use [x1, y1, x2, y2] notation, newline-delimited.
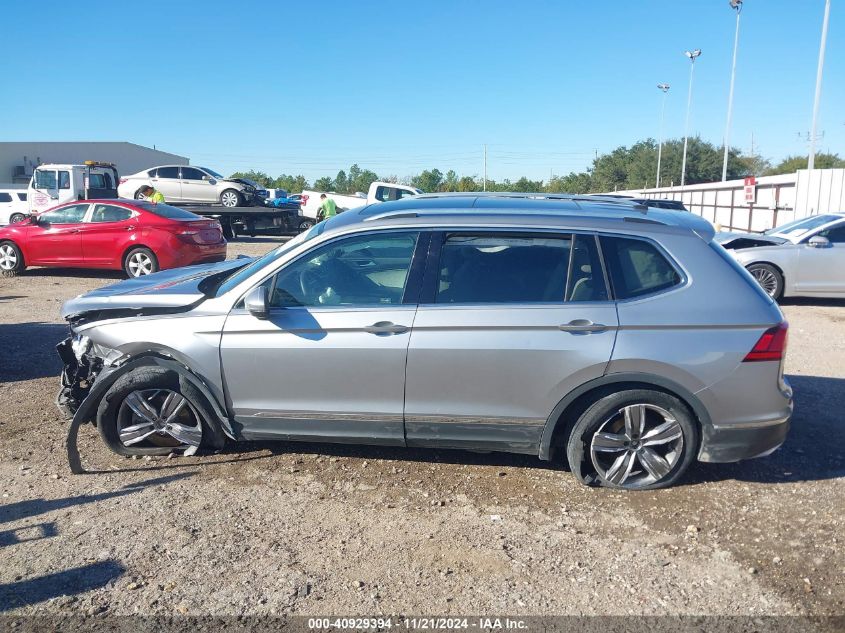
[0, 236, 843, 619]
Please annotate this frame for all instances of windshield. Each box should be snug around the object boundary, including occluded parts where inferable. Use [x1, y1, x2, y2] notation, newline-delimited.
[765, 214, 840, 238]
[200, 167, 225, 179]
[215, 222, 326, 296]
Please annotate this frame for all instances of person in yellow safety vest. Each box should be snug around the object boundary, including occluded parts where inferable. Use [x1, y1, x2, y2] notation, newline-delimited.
[317, 193, 337, 222]
[139, 185, 165, 204]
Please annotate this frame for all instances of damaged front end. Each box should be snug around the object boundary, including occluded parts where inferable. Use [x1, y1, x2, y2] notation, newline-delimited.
[55, 332, 126, 420]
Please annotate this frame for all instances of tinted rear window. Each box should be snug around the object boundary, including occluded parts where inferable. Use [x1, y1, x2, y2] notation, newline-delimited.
[133, 201, 201, 219]
[600, 236, 681, 300]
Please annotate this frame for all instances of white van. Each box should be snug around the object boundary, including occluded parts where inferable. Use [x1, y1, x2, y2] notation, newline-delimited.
[0, 189, 29, 225]
[27, 162, 119, 213]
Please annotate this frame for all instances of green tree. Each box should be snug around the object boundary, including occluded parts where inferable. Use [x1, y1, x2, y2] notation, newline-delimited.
[547, 172, 592, 194]
[457, 176, 478, 191]
[314, 176, 333, 191]
[766, 153, 845, 175]
[334, 170, 348, 193]
[442, 170, 459, 191]
[229, 170, 273, 187]
[273, 174, 310, 193]
[347, 164, 380, 194]
[411, 168, 444, 193]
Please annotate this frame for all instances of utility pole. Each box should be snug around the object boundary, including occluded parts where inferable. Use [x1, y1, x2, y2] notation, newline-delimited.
[483, 144, 487, 192]
[722, 0, 743, 182]
[809, 0, 831, 171]
[656, 83, 670, 188]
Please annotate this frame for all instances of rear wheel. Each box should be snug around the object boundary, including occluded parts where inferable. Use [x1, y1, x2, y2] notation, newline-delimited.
[746, 263, 783, 300]
[566, 389, 698, 490]
[124, 247, 159, 278]
[0, 241, 25, 277]
[9, 213, 26, 224]
[220, 189, 243, 208]
[297, 218, 315, 233]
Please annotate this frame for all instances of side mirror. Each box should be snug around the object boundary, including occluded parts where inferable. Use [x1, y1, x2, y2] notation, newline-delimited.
[244, 286, 269, 320]
[808, 235, 831, 248]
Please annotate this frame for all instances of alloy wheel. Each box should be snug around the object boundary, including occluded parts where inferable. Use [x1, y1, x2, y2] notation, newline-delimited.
[589, 403, 684, 489]
[0, 244, 18, 270]
[750, 267, 779, 297]
[118, 389, 202, 454]
[127, 251, 154, 276]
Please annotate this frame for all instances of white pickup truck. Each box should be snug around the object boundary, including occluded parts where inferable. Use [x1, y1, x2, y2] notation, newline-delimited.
[300, 181, 421, 219]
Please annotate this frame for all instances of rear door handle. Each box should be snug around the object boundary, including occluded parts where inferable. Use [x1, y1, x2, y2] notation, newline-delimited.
[364, 321, 409, 335]
[125, 225, 136, 231]
[558, 319, 608, 333]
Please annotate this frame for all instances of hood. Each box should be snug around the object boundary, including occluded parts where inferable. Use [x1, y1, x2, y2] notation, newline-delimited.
[61, 258, 250, 320]
[228, 178, 262, 191]
[715, 231, 786, 249]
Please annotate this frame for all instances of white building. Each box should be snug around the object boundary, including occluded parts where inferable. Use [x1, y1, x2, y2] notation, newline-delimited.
[0, 142, 189, 187]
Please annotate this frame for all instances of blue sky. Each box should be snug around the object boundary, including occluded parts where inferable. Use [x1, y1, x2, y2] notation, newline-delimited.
[1, 0, 842, 182]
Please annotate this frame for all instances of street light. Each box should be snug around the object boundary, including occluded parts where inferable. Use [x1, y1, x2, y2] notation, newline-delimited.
[681, 48, 702, 187]
[809, 0, 831, 171]
[656, 83, 670, 188]
[721, 0, 743, 182]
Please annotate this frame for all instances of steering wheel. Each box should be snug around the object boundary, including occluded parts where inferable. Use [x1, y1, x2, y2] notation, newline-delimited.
[299, 265, 329, 300]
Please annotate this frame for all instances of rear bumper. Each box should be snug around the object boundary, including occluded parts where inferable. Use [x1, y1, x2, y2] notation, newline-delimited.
[698, 411, 791, 463]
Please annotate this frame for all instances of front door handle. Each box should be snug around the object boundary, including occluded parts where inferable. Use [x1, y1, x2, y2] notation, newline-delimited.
[559, 319, 608, 333]
[364, 321, 409, 335]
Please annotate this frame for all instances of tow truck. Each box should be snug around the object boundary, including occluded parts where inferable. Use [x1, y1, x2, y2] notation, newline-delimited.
[28, 161, 120, 213]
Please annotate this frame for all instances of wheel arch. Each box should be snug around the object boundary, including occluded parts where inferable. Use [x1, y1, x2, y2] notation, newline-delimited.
[538, 372, 710, 462]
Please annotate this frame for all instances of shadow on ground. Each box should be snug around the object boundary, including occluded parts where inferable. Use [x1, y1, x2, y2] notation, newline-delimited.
[0, 322, 69, 382]
[0, 472, 196, 525]
[0, 560, 125, 612]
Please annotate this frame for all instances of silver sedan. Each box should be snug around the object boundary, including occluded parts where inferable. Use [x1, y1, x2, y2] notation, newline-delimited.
[718, 213, 845, 299]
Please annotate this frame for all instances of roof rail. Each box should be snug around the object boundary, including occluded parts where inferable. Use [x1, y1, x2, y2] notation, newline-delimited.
[412, 191, 649, 213]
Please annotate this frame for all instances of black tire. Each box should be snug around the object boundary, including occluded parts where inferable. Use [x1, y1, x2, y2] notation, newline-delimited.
[0, 240, 25, 277]
[97, 366, 226, 457]
[134, 189, 147, 200]
[123, 247, 159, 278]
[746, 263, 783, 300]
[297, 218, 315, 233]
[9, 213, 26, 224]
[566, 389, 698, 490]
[221, 218, 235, 240]
[220, 189, 243, 208]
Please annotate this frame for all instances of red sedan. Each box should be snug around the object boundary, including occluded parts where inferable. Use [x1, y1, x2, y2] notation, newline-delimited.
[0, 199, 226, 278]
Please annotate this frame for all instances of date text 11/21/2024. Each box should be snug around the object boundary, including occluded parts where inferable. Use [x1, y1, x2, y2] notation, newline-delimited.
[307, 618, 528, 630]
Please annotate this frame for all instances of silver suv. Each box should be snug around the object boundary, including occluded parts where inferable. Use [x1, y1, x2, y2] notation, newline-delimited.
[57, 194, 792, 489]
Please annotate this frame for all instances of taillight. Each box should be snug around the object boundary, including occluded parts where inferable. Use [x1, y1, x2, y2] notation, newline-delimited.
[743, 322, 788, 362]
[176, 222, 221, 244]
[301, 195, 309, 206]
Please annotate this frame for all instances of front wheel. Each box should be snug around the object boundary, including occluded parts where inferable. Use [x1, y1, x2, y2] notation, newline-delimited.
[297, 218, 314, 233]
[746, 263, 783, 300]
[220, 189, 243, 208]
[566, 389, 698, 490]
[97, 367, 225, 457]
[134, 189, 147, 200]
[124, 247, 159, 278]
[0, 241, 25, 277]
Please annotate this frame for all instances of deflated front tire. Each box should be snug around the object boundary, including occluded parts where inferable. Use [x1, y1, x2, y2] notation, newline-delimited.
[96, 367, 226, 457]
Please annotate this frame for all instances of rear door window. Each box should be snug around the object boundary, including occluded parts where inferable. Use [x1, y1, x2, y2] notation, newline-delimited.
[599, 236, 682, 299]
[89, 204, 133, 223]
[156, 167, 180, 179]
[58, 171, 70, 189]
[435, 233, 607, 304]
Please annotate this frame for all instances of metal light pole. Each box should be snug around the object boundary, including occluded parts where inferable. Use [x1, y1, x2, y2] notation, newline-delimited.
[681, 49, 701, 187]
[656, 84, 670, 188]
[809, 0, 831, 171]
[721, 0, 743, 181]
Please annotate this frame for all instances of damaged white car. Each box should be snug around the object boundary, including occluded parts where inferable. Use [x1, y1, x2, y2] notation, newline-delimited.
[717, 213, 845, 300]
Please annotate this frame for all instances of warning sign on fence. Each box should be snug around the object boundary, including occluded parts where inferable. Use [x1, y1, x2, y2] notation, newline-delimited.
[744, 176, 757, 205]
